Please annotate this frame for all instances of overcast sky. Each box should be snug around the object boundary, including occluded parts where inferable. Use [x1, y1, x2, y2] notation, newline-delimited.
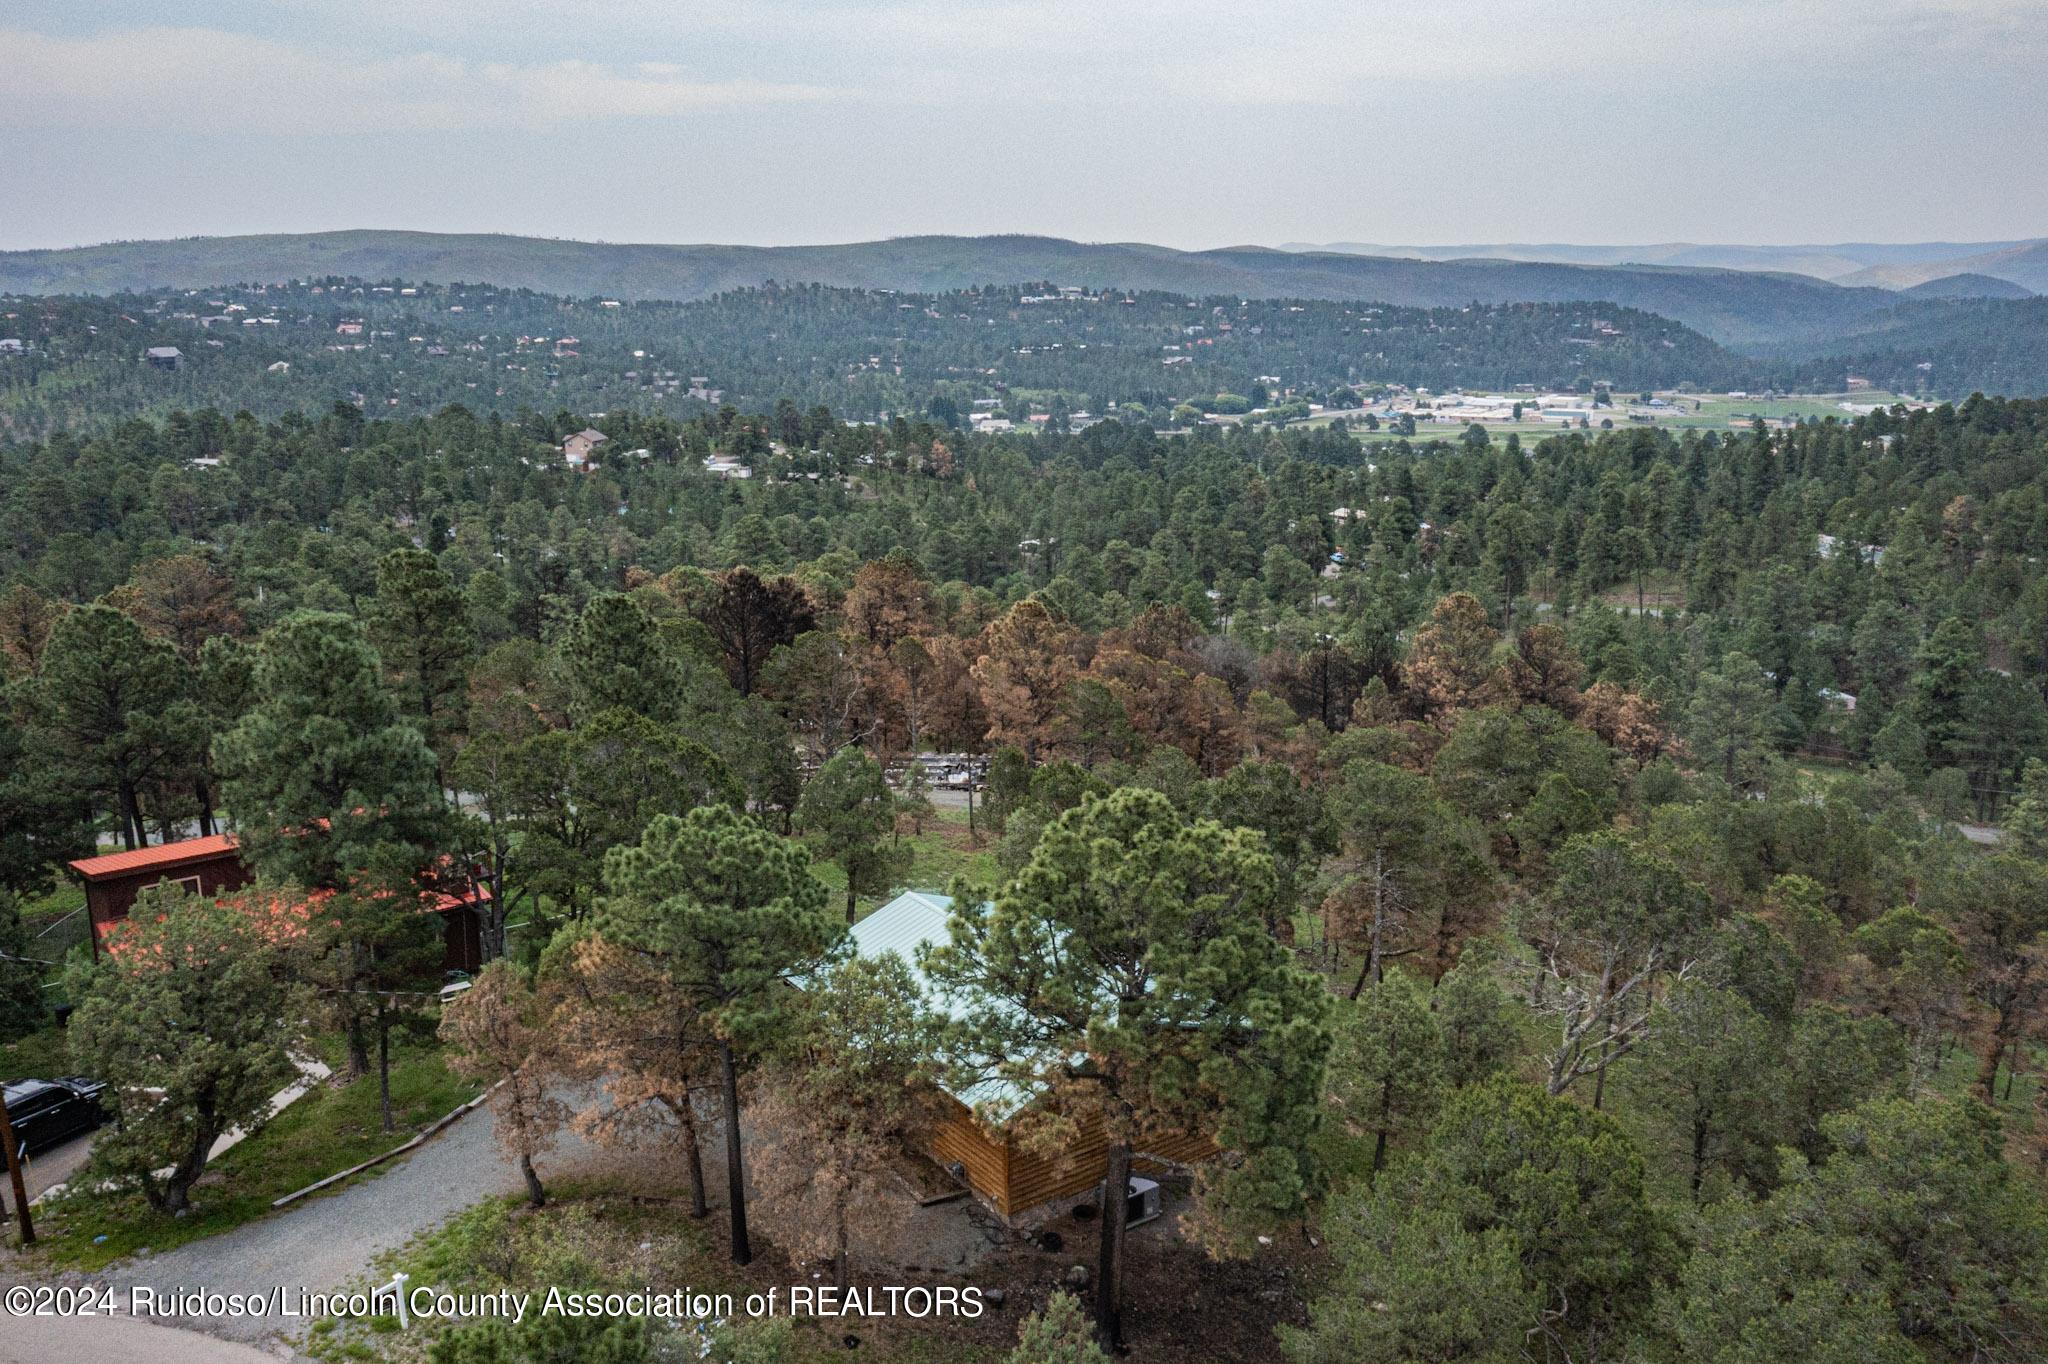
[4, 1, 2045, 251]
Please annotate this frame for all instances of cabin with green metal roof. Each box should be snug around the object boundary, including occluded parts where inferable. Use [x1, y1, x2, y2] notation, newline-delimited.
[850, 890, 1216, 1223]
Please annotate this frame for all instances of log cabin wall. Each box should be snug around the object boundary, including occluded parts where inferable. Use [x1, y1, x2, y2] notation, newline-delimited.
[1004, 1120, 1218, 1217]
[920, 1091, 1217, 1223]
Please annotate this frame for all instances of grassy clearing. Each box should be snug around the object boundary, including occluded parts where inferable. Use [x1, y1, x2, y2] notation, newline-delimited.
[809, 804, 1000, 921]
[1928, 1037, 2044, 1128]
[32, 1038, 481, 1272]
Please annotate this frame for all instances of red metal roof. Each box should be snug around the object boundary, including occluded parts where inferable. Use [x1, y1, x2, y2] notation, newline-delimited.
[69, 833, 241, 881]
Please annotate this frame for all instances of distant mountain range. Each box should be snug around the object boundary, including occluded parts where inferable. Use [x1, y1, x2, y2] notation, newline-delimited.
[1898, 273, 2037, 301]
[5, 230, 2045, 357]
[1834, 242, 2048, 293]
[1281, 238, 2048, 293]
[0, 230, 1963, 352]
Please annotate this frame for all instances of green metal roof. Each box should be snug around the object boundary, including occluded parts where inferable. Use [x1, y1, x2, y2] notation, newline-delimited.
[851, 890, 1034, 1120]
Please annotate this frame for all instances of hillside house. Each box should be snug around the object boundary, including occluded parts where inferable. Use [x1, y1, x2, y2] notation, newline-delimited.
[562, 428, 609, 467]
[69, 832, 486, 972]
[840, 891, 1215, 1224]
[144, 346, 183, 370]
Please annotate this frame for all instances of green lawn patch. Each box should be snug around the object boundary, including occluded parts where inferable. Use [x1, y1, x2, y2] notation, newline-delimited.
[31, 1038, 482, 1272]
[811, 805, 998, 922]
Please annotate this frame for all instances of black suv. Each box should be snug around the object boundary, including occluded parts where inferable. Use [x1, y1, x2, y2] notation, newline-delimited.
[3, 1077, 107, 1156]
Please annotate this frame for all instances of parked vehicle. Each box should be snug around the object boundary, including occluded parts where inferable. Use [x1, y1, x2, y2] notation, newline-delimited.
[2, 1077, 108, 1156]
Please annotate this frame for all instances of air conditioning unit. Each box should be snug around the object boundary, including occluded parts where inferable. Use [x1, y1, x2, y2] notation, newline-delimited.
[1111, 1176, 1161, 1228]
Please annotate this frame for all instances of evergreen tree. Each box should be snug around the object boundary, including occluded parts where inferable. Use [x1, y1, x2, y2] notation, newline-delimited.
[1327, 970, 1446, 1181]
[1615, 979, 1779, 1196]
[28, 603, 201, 849]
[0, 702, 93, 896]
[797, 746, 910, 922]
[2007, 757, 2048, 858]
[561, 593, 686, 723]
[927, 787, 1331, 1346]
[1006, 1293, 1111, 1364]
[70, 889, 301, 1215]
[214, 610, 451, 1100]
[1912, 617, 1982, 768]
[368, 547, 475, 779]
[596, 805, 844, 1265]
[1686, 650, 1774, 789]
[750, 953, 942, 1285]
[1289, 1079, 1666, 1364]
[1669, 1097, 2048, 1363]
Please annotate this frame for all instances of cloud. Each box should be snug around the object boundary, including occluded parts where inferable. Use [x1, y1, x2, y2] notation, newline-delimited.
[0, 26, 834, 132]
[9, 2, 2046, 134]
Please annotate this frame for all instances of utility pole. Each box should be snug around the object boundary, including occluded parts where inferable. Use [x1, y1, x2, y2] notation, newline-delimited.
[0, 1089, 34, 1245]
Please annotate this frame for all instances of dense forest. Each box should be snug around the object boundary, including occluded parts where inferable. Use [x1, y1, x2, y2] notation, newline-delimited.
[9, 276, 2041, 451]
[1, 280, 1767, 439]
[1776, 296, 2048, 397]
[6, 385, 2048, 1361]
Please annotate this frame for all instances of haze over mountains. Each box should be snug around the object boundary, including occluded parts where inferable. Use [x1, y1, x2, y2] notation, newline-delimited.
[0, 229, 2010, 353]
[1282, 238, 2048, 294]
[4, 230, 2044, 388]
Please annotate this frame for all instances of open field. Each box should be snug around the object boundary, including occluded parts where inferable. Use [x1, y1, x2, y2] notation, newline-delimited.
[1292, 387, 1928, 445]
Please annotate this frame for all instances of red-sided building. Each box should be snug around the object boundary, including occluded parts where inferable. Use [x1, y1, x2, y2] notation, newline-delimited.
[68, 833, 485, 973]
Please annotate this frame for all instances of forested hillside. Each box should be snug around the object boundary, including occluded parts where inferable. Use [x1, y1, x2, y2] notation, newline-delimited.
[8, 390, 2048, 1360]
[0, 281, 1759, 439]
[1778, 296, 2048, 397]
[0, 230, 1915, 348]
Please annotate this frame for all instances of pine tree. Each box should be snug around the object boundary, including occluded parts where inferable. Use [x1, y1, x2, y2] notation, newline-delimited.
[368, 547, 475, 779]
[797, 746, 909, 922]
[2006, 757, 2048, 858]
[439, 961, 569, 1207]
[561, 593, 685, 723]
[898, 757, 936, 836]
[215, 611, 451, 1104]
[70, 889, 301, 1215]
[1328, 970, 1446, 1181]
[596, 805, 844, 1265]
[1006, 1293, 1110, 1364]
[1288, 1079, 1664, 1364]
[1686, 650, 1774, 789]
[749, 954, 942, 1285]
[29, 603, 202, 850]
[1912, 617, 1982, 768]
[927, 787, 1331, 1347]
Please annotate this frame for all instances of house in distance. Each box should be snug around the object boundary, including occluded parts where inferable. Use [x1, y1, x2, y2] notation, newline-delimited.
[561, 427, 608, 468]
[68, 832, 487, 972]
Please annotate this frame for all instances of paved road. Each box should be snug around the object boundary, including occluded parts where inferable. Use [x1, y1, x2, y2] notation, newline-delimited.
[0, 1309, 285, 1363]
[18, 1133, 93, 1204]
[68, 1096, 596, 1353]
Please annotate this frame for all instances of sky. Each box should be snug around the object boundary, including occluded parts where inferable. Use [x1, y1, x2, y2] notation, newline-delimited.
[3, 0, 2046, 252]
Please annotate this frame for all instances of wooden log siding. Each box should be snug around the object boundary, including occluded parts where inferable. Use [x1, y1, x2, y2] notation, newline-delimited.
[925, 1092, 1218, 1219]
[928, 1097, 1011, 1210]
[1004, 1119, 1217, 1217]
